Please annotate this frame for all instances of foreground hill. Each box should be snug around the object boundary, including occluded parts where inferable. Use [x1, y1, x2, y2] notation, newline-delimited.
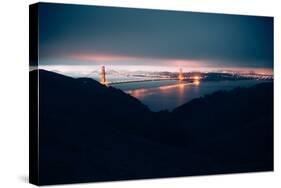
[30, 70, 273, 185]
[172, 83, 273, 172]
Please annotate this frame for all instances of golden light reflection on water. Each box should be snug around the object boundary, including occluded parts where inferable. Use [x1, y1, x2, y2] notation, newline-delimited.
[126, 81, 199, 99]
[127, 88, 149, 98]
[193, 80, 200, 86]
[159, 83, 188, 90]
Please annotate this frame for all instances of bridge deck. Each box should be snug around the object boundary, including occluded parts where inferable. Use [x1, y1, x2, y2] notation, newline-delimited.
[107, 78, 193, 85]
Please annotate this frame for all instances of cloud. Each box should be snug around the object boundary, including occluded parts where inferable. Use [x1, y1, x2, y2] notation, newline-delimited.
[68, 53, 137, 62]
[64, 52, 209, 68]
[38, 3, 273, 69]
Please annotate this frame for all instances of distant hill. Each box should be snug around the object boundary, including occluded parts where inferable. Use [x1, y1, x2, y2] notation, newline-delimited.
[30, 70, 273, 185]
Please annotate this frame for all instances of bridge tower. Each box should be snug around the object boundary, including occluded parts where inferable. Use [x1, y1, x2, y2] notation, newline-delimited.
[178, 68, 184, 81]
[101, 65, 107, 84]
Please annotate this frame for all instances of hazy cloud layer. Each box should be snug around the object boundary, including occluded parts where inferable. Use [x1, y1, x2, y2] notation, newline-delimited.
[38, 3, 273, 68]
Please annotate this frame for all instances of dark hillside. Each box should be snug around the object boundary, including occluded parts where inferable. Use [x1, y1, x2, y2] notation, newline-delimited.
[30, 70, 273, 185]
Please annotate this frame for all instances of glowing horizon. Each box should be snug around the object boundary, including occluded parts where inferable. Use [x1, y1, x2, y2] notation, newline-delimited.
[39, 64, 273, 76]
[39, 51, 273, 76]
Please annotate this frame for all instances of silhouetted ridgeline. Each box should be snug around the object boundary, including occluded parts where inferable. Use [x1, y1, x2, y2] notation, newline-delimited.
[30, 70, 273, 185]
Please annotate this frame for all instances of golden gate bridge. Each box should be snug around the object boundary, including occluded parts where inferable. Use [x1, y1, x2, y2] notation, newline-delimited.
[93, 65, 199, 86]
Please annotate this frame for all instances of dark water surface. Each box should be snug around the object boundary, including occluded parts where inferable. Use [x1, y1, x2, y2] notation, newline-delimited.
[113, 80, 271, 111]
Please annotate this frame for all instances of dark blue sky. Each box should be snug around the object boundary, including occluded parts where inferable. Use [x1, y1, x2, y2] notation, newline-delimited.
[38, 3, 273, 71]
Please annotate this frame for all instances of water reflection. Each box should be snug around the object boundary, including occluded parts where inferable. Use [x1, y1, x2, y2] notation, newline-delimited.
[193, 80, 200, 86]
[127, 88, 150, 98]
[121, 79, 265, 111]
[126, 81, 198, 99]
[159, 82, 189, 90]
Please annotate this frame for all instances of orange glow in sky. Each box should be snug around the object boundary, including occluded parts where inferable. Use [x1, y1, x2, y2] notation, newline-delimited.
[43, 52, 273, 76]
